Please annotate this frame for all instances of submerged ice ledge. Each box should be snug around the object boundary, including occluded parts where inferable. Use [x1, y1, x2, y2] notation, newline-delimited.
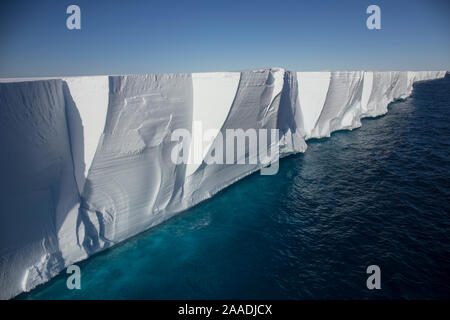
[0, 69, 447, 299]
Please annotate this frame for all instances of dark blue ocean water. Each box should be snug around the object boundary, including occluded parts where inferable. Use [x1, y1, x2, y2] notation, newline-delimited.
[20, 75, 450, 299]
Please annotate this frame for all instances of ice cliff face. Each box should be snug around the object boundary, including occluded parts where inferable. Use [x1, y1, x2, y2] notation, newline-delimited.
[0, 69, 446, 299]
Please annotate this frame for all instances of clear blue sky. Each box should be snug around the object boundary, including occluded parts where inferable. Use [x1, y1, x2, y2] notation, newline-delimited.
[0, 0, 449, 77]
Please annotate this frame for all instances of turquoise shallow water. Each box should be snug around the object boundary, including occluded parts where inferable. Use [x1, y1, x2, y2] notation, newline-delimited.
[20, 75, 450, 299]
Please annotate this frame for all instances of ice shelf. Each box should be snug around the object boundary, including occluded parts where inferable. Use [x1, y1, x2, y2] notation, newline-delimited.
[0, 69, 446, 299]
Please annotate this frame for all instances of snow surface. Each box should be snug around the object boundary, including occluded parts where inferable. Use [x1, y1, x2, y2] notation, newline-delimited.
[63, 76, 109, 192]
[0, 70, 446, 299]
[187, 72, 240, 177]
[297, 71, 331, 137]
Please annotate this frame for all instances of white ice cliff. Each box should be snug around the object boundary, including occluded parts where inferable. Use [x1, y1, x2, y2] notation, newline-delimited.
[0, 69, 446, 299]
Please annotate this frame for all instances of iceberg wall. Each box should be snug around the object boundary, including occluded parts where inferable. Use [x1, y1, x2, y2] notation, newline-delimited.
[0, 69, 446, 299]
[0, 80, 81, 298]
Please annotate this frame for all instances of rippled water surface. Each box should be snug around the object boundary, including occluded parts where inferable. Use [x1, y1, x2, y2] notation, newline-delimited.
[20, 76, 450, 299]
